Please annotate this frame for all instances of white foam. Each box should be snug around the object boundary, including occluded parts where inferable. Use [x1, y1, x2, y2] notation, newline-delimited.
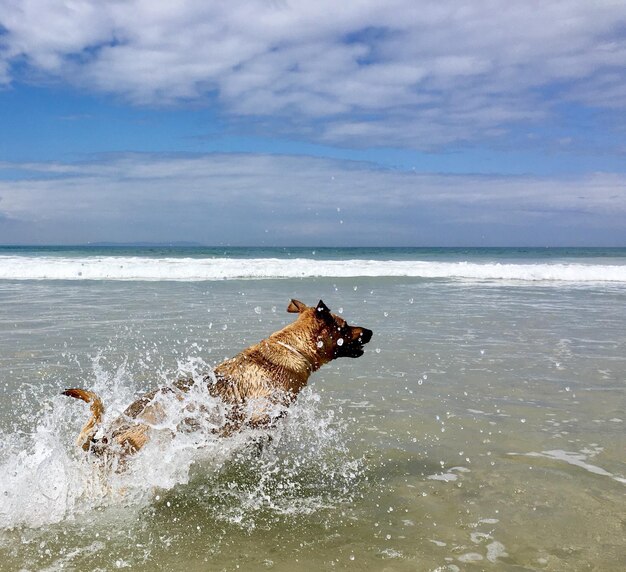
[1, 255, 625, 283]
[457, 553, 483, 562]
[486, 541, 509, 563]
[427, 466, 470, 482]
[471, 532, 492, 544]
[511, 449, 626, 485]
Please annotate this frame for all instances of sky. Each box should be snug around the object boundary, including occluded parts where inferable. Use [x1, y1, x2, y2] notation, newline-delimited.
[0, 0, 625, 246]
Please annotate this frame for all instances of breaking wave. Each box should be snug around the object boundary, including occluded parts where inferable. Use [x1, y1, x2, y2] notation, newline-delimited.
[1, 255, 626, 283]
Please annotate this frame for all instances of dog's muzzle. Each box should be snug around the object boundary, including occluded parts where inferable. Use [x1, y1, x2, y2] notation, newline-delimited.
[341, 327, 373, 358]
[359, 328, 373, 345]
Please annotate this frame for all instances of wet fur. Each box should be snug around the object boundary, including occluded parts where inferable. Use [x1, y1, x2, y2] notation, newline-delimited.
[64, 299, 372, 461]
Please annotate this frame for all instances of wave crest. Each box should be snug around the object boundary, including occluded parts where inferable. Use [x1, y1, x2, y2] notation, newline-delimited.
[1, 256, 625, 282]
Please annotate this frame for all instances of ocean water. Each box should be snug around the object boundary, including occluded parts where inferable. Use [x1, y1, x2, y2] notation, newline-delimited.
[0, 247, 624, 571]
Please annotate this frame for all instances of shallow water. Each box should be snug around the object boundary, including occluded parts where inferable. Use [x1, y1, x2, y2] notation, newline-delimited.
[1, 268, 625, 570]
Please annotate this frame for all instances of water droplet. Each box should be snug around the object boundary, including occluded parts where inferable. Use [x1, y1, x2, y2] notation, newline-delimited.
[317, 340, 324, 348]
[337, 338, 344, 346]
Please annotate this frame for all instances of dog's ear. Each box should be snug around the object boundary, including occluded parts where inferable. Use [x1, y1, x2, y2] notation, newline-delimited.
[287, 299, 308, 313]
[315, 299, 331, 315]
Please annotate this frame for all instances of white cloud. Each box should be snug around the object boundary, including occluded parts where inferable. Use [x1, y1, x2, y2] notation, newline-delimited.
[1, 1, 625, 148]
[0, 153, 624, 245]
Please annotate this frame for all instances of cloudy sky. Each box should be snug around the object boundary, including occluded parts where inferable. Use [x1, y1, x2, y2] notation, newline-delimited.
[1, 0, 625, 246]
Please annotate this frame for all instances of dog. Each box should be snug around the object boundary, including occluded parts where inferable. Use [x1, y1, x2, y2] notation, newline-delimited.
[64, 299, 372, 462]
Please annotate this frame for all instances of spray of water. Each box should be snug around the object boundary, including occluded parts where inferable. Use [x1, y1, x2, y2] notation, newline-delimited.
[0, 351, 363, 532]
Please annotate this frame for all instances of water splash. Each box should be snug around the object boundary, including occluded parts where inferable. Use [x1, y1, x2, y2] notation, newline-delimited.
[0, 353, 363, 531]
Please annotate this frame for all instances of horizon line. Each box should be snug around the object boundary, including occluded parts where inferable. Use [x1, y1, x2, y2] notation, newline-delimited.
[1, 244, 625, 250]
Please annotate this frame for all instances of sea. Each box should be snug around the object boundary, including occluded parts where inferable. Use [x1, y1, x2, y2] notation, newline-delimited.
[0, 246, 624, 571]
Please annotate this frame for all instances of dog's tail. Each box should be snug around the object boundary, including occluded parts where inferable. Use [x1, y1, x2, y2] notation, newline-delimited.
[62, 388, 104, 451]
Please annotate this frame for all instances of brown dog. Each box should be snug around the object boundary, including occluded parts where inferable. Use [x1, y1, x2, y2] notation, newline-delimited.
[64, 299, 372, 461]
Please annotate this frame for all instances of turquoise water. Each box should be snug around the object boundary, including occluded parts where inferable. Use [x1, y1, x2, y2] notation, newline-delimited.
[2, 245, 626, 261]
[0, 248, 625, 570]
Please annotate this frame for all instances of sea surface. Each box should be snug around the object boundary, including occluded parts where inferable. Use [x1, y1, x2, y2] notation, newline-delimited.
[0, 246, 625, 571]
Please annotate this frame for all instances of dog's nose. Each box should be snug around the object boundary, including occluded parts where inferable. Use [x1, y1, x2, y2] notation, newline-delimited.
[359, 328, 373, 344]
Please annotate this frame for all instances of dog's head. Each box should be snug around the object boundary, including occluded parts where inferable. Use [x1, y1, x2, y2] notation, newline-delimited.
[287, 299, 373, 361]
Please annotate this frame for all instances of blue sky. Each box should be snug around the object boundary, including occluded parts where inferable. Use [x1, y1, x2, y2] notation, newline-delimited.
[1, 0, 625, 246]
